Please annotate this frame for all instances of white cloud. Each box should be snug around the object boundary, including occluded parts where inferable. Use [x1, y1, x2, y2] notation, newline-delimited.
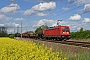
[77, 0, 90, 5]
[1, 22, 20, 27]
[33, 19, 90, 32]
[68, 22, 79, 31]
[37, 13, 48, 16]
[40, 0, 60, 2]
[0, 14, 11, 21]
[33, 19, 57, 27]
[24, 10, 35, 16]
[7, 29, 14, 33]
[8, 22, 20, 27]
[67, 0, 90, 13]
[33, 19, 86, 32]
[14, 18, 25, 21]
[0, 3, 20, 13]
[62, 7, 70, 11]
[67, 0, 90, 5]
[0, 22, 21, 33]
[69, 14, 81, 20]
[0, 24, 4, 27]
[82, 3, 90, 13]
[33, 19, 68, 28]
[76, 0, 87, 5]
[83, 18, 90, 23]
[32, 2, 56, 12]
[67, 22, 87, 31]
[24, 2, 56, 16]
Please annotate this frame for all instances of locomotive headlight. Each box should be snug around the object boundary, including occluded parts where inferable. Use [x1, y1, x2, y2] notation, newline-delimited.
[62, 32, 65, 34]
[62, 32, 64, 34]
[67, 32, 69, 34]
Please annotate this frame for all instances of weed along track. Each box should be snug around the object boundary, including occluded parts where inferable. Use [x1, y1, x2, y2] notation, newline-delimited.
[53, 41, 90, 48]
[16, 37, 90, 48]
[32, 38, 90, 48]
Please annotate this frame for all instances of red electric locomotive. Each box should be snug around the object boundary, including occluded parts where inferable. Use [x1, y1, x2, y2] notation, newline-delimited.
[43, 26, 70, 40]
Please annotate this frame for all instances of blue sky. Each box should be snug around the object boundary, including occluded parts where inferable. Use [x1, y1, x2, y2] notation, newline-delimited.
[0, 0, 90, 33]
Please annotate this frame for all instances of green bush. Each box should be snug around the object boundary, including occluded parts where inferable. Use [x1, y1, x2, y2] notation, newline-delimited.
[9, 35, 15, 39]
[71, 29, 90, 39]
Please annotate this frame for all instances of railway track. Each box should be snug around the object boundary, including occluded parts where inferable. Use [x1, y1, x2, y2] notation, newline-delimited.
[40, 39, 90, 48]
[15, 37, 90, 48]
[54, 41, 90, 48]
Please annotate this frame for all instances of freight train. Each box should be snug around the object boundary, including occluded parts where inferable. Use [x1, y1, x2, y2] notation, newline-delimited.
[21, 25, 70, 41]
[21, 31, 35, 38]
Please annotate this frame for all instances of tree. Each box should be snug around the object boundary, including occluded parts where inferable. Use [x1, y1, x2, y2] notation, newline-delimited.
[80, 28, 83, 32]
[34, 25, 48, 35]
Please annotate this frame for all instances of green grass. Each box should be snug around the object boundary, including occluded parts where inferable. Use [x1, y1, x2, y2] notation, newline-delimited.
[68, 53, 90, 60]
[52, 46, 90, 60]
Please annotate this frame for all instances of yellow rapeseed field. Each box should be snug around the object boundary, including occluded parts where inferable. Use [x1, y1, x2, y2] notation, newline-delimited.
[0, 37, 66, 60]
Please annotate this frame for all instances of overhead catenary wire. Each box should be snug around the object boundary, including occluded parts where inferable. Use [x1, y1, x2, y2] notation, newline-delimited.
[62, 11, 90, 21]
[18, 0, 82, 28]
[23, 0, 88, 28]
[7, 0, 85, 28]
[2, 0, 90, 33]
[48, 0, 86, 20]
[61, 1, 90, 21]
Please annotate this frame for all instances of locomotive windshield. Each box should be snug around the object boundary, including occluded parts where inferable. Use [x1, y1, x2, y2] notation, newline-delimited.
[62, 28, 69, 32]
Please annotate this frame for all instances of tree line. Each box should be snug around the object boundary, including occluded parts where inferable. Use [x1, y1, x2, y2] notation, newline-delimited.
[71, 28, 90, 39]
[0, 27, 8, 37]
[1, 26, 90, 39]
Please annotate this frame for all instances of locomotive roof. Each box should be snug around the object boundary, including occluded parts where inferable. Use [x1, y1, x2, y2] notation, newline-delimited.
[48, 25, 69, 29]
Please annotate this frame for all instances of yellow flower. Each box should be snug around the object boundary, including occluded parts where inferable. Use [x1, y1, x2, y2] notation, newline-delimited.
[0, 37, 67, 60]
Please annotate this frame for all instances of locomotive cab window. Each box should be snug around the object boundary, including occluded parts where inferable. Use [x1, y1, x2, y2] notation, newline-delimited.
[62, 28, 69, 32]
